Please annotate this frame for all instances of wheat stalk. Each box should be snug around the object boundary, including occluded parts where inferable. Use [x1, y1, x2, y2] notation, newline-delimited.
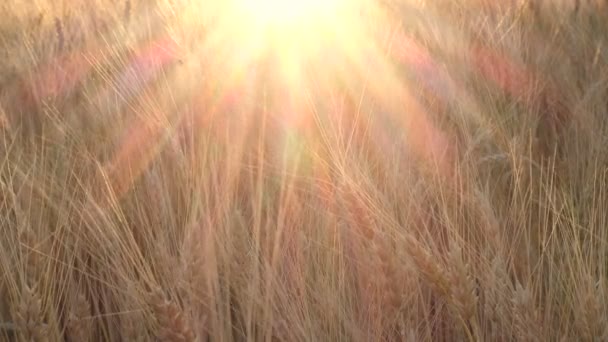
[575, 275, 606, 340]
[124, 0, 131, 25]
[65, 290, 92, 342]
[149, 288, 196, 342]
[447, 247, 477, 319]
[54, 17, 64, 52]
[512, 281, 542, 341]
[404, 235, 450, 297]
[13, 285, 49, 342]
[447, 246, 480, 339]
[19, 228, 44, 289]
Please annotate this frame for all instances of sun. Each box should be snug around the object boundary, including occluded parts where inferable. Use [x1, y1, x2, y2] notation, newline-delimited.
[181, 0, 380, 118]
[201, 0, 367, 85]
[237, 0, 347, 31]
[218, 0, 361, 47]
[217, 0, 360, 63]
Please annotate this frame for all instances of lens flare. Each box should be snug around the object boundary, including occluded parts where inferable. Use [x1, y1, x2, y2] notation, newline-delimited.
[237, 0, 347, 28]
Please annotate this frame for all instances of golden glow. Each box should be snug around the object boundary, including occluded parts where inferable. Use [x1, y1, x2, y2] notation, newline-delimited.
[177, 0, 396, 125]
[237, 0, 347, 31]
[199, 0, 373, 99]
[220, 0, 362, 55]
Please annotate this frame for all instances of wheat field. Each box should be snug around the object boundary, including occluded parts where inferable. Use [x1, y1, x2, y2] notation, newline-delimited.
[1, 0, 607, 341]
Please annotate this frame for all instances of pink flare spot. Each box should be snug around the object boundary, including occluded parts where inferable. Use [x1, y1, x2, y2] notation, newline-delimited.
[21, 52, 93, 105]
[374, 89, 455, 179]
[472, 45, 536, 101]
[392, 34, 454, 105]
[472, 45, 569, 131]
[132, 37, 181, 68]
[106, 116, 164, 198]
[114, 37, 181, 98]
[406, 108, 453, 175]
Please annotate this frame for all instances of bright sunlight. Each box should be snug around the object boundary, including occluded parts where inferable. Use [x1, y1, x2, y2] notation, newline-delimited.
[215, 0, 368, 62]
[237, 0, 348, 30]
[4, 0, 608, 340]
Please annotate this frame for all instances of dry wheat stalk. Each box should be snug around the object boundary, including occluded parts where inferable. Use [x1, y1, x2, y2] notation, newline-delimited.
[124, 0, 132, 24]
[512, 281, 541, 341]
[149, 288, 196, 342]
[446, 246, 482, 340]
[14, 285, 49, 342]
[180, 231, 210, 340]
[404, 327, 419, 342]
[447, 247, 477, 321]
[342, 191, 410, 334]
[575, 275, 606, 340]
[19, 228, 44, 289]
[65, 290, 92, 342]
[404, 235, 450, 297]
[54, 17, 64, 52]
[474, 189, 502, 249]
[598, 279, 608, 340]
[123, 314, 148, 342]
[370, 236, 405, 313]
[481, 256, 511, 339]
